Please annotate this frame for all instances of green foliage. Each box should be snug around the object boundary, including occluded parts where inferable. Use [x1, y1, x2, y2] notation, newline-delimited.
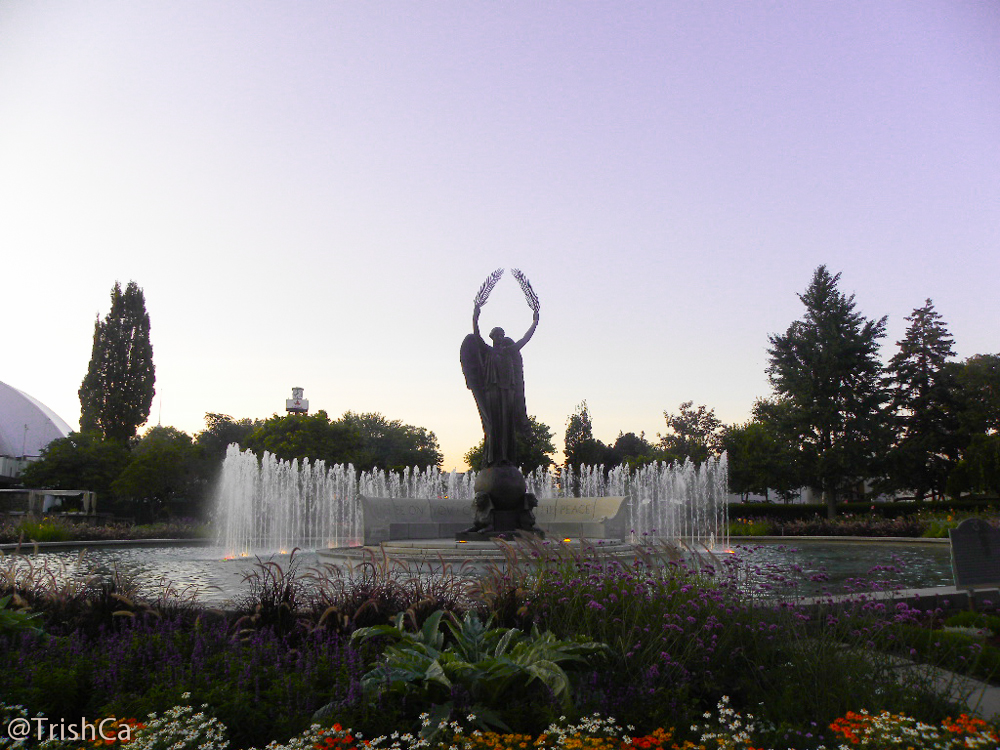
[727, 517, 773, 536]
[885, 300, 962, 500]
[723, 420, 785, 501]
[352, 609, 607, 734]
[766, 266, 890, 516]
[19, 431, 130, 498]
[111, 426, 203, 518]
[79, 281, 156, 441]
[943, 610, 1000, 633]
[0, 594, 43, 636]
[243, 411, 443, 470]
[609, 431, 659, 469]
[0, 517, 210, 544]
[338, 411, 443, 471]
[883, 622, 1000, 685]
[465, 415, 556, 473]
[951, 353, 1000, 437]
[12, 518, 74, 542]
[195, 413, 260, 463]
[658, 401, 723, 464]
[948, 433, 1000, 497]
[563, 401, 617, 469]
[244, 410, 364, 465]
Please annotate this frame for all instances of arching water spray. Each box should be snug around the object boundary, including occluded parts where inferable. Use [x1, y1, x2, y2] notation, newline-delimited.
[215, 445, 728, 557]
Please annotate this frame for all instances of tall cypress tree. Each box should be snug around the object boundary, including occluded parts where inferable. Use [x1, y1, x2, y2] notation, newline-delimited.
[767, 266, 890, 517]
[78, 281, 156, 441]
[886, 299, 960, 500]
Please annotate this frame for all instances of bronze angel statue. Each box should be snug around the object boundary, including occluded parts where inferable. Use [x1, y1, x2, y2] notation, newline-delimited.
[460, 269, 540, 467]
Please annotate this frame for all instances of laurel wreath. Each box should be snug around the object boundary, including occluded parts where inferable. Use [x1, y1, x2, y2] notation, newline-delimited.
[474, 267, 540, 313]
[474, 268, 504, 307]
[512, 268, 540, 313]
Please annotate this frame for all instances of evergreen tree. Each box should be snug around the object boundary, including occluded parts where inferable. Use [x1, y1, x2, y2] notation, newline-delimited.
[886, 299, 960, 500]
[563, 401, 613, 468]
[766, 266, 890, 517]
[78, 281, 156, 441]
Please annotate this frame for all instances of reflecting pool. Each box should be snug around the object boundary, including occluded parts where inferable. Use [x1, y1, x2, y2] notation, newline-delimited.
[0, 539, 955, 605]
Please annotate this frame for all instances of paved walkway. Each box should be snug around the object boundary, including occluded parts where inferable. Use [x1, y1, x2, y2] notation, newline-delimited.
[798, 585, 1000, 720]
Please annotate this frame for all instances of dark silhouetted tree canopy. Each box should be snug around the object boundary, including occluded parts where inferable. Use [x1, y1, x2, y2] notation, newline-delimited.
[465, 415, 556, 473]
[79, 281, 155, 442]
[658, 401, 724, 464]
[767, 266, 889, 517]
[885, 299, 961, 500]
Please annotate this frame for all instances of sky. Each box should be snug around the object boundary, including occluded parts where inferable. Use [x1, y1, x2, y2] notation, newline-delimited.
[1, 2, 998, 471]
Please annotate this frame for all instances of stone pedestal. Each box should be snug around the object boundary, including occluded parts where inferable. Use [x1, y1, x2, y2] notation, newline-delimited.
[455, 464, 544, 541]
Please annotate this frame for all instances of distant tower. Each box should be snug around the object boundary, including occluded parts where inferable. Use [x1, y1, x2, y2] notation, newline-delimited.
[285, 387, 309, 414]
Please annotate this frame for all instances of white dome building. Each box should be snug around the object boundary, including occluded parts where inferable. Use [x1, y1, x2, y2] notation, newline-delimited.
[0, 380, 72, 480]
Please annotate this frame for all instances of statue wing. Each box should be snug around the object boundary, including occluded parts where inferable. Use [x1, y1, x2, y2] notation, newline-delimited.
[460, 333, 488, 391]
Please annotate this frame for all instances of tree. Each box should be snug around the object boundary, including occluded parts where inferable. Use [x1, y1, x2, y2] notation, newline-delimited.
[79, 281, 155, 441]
[658, 401, 724, 464]
[767, 266, 890, 517]
[19, 431, 130, 500]
[563, 401, 615, 468]
[195, 413, 260, 463]
[609, 431, 659, 469]
[723, 400, 802, 502]
[336, 411, 443, 471]
[947, 433, 1000, 498]
[885, 300, 961, 500]
[244, 411, 363, 466]
[465, 415, 556, 473]
[951, 354, 1000, 438]
[111, 426, 203, 520]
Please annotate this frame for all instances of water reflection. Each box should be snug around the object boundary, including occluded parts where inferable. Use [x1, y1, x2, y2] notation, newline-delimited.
[0, 540, 954, 605]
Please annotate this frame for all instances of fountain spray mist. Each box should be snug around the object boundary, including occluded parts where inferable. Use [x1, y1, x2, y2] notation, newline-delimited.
[215, 444, 728, 557]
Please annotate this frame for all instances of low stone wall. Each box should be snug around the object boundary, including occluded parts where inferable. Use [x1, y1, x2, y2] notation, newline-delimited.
[535, 496, 629, 539]
[359, 497, 472, 545]
[360, 495, 629, 545]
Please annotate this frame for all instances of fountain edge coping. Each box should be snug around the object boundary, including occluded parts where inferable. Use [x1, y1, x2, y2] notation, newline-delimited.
[729, 535, 949, 544]
[0, 538, 215, 552]
[0, 535, 950, 554]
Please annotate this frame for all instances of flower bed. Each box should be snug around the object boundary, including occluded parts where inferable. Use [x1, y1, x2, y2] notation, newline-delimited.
[3, 699, 997, 749]
[2, 542, 999, 749]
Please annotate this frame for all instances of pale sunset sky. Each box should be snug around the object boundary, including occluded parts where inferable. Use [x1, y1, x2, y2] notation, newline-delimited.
[2, 2, 998, 469]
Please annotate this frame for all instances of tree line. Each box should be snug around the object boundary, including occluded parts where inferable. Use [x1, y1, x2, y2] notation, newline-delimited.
[551, 266, 999, 516]
[21, 270, 1000, 520]
[22, 282, 445, 520]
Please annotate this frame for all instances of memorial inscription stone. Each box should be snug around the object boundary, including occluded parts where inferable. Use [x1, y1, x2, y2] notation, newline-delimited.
[949, 518, 1000, 589]
[360, 496, 628, 545]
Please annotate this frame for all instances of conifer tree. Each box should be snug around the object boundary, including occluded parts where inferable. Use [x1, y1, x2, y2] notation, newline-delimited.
[767, 266, 889, 517]
[78, 281, 156, 441]
[886, 299, 960, 500]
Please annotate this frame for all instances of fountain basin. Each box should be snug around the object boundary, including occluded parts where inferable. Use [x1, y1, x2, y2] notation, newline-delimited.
[0, 536, 958, 608]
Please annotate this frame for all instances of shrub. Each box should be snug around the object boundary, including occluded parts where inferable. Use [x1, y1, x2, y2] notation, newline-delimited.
[352, 609, 608, 736]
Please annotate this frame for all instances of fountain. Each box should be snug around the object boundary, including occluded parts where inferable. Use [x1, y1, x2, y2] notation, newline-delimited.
[214, 445, 729, 558]
[215, 269, 728, 558]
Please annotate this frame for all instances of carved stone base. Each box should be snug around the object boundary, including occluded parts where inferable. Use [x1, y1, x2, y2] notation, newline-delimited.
[456, 466, 545, 541]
